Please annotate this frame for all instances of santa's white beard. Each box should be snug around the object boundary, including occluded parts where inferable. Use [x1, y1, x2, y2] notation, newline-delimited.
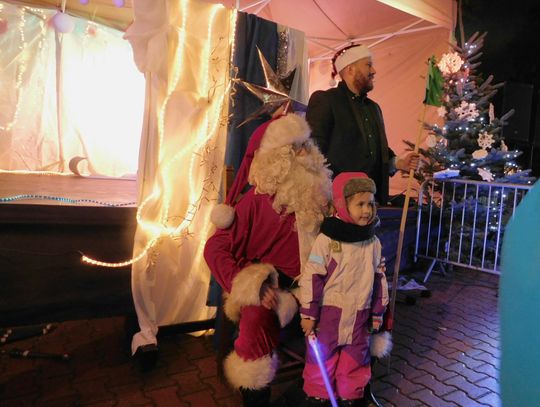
[250, 145, 332, 233]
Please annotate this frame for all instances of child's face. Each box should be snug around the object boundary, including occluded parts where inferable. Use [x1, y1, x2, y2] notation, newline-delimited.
[346, 191, 376, 226]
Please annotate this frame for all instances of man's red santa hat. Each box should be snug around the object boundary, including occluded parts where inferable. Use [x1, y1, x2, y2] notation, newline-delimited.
[210, 113, 311, 229]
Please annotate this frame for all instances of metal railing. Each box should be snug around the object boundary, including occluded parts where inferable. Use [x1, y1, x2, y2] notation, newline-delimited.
[414, 178, 532, 281]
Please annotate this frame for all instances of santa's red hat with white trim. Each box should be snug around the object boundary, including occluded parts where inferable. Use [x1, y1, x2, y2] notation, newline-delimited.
[210, 113, 311, 229]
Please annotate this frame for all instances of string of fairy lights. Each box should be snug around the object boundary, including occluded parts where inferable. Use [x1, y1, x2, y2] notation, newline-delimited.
[81, 2, 238, 268]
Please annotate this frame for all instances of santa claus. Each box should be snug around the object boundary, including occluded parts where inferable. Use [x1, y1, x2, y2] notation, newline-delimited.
[204, 113, 332, 406]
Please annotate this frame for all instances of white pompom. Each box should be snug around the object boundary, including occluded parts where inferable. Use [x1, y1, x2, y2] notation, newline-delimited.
[328, 77, 337, 87]
[210, 203, 235, 229]
[370, 331, 393, 358]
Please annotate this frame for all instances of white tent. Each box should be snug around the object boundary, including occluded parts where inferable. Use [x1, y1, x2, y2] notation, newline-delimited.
[5, 0, 455, 193]
[1, 0, 455, 349]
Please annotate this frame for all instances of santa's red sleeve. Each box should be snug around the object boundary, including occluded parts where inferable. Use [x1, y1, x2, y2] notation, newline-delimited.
[203, 195, 254, 293]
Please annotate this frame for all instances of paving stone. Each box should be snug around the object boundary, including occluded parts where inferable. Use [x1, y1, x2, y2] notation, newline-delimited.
[377, 387, 423, 407]
[111, 383, 152, 407]
[476, 391, 502, 407]
[181, 390, 223, 406]
[145, 385, 187, 407]
[415, 360, 458, 382]
[475, 376, 500, 394]
[443, 389, 490, 407]
[72, 378, 116, 405]
[472, 362, 499, 378]
[408, 388, 459, 406]
[171, 369, 210, 395]
[445, 362, 489, 383]
[410, 373, 457, 397]
[444, 374, 491, 399]
[444, 351, 486, 370]
[38, 376, 78, 402]
[379, 372, 426, 396]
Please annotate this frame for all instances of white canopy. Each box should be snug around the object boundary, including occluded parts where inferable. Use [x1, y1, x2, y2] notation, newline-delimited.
[7, 0, 455, 193]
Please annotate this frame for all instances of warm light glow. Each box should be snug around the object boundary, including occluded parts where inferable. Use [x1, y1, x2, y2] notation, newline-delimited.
[1, 4, 144, 177]
[82, 1, 237, 268]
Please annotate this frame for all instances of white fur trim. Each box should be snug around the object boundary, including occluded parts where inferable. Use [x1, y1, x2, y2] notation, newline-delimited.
[370, 331, 393, 358]
[224, 351, 279, 389]
[210, 203, 235, 229]
[275, 290, 298, 327]
[224, 263, 278, 322]
[259, 114, 310, 152]
[334, 44, 372, 73]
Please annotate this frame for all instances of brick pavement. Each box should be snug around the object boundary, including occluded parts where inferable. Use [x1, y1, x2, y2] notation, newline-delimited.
[0, 266, 501, 406]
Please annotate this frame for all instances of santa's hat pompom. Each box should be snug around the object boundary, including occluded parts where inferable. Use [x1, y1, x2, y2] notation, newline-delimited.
[260, 114, 310, 151]
[210, 203, 235, 229]
[328, 77, 337, 87]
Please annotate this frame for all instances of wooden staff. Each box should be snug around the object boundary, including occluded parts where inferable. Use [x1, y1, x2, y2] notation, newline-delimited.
[388, 106, 427, 323]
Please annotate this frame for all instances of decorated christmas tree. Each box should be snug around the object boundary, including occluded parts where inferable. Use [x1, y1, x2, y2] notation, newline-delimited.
[406, 32, 535, 186]
[409, 32, 536, 272]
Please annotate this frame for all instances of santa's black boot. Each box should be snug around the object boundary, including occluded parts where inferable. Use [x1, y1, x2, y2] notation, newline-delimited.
[240, 386, 271, 407]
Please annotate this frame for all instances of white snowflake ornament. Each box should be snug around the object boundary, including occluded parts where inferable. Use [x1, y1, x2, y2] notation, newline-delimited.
[454, 101, 479, 121]
[478, 131, 495, 149]
[437, 52, 464, 75]
[478, 167, 494, 182]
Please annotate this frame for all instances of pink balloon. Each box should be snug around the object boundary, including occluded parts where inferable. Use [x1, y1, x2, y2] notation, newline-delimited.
[52, 12, 75, 33]
[0, 19, 8, 35]
[80, 0, 90, 4]
[113, 0, 125, 7]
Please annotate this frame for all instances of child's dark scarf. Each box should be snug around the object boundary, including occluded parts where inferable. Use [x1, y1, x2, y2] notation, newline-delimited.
[320, 216, 379, 243]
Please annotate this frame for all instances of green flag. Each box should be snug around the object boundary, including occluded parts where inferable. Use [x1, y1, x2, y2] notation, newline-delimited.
[423, 55, 444, 107]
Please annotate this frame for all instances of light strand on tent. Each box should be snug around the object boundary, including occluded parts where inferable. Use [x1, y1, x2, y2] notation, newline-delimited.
[187, 6, 219, 207]
[155, 0, 188, 162]
[0, 169, 75, 176]
[0, 8, 27, 132]
[82, 3, 235, 268]
[81, 237, 160, 268]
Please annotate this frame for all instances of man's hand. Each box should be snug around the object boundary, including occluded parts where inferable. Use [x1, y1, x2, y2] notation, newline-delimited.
[396, 152, 420, 172]
[301, 318, 317, 336]
[260, 282, 278, 310]
[377, 257, 386, 273]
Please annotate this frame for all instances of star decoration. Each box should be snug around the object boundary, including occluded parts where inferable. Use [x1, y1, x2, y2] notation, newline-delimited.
[234, 47, 304, 127]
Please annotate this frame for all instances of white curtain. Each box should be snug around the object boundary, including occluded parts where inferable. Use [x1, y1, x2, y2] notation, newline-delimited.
[0, 1, 144, 177]
[125, 0, 235, 352]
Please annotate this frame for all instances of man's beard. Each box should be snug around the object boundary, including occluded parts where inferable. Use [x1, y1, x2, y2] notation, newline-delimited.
[354, 72, 373, 94]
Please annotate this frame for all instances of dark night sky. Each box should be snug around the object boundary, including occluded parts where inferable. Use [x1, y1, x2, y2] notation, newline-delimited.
[461, 0, 540, 173]
[462, 0, 540, 87]
[462, 0, 540, 88]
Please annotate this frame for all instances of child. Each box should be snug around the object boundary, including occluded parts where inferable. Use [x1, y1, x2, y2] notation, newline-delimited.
[299, 172, 389, 406]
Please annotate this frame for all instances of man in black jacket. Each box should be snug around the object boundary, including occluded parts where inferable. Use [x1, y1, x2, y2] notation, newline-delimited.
[307, 43, 418, 206]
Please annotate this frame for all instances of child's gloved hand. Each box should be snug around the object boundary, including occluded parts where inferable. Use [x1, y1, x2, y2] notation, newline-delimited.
[301, 318, 317, 336]
[369, 314, 383, 333]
